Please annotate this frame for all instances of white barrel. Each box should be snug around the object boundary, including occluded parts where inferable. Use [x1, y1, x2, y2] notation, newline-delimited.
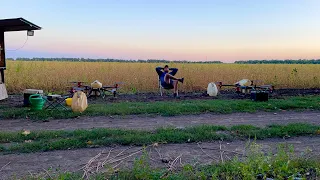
[207, 82, 218, 96]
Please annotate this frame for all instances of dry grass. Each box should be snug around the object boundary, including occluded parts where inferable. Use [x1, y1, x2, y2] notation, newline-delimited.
[5, 60, 320, 93]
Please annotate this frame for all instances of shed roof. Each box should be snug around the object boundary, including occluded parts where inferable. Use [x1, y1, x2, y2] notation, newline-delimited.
[0, 18, 41, 32]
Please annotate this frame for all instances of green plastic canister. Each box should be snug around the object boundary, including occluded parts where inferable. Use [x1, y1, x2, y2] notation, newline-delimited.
[29, 94, 45, 110]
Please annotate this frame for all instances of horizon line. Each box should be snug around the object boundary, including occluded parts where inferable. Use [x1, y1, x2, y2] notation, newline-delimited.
[6, 57, 320, 63]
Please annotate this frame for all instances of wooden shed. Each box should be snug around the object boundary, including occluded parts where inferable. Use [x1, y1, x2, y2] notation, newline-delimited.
[0, 18, 41, 100]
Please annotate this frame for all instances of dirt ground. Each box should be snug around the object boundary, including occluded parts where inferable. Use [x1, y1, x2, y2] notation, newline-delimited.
[1, 88, 319, 108]
[0, 111, 320, 132]
[0, 89, 319, 179]
[0, 136, 319, 179]
[0, 88, 319, 132]
[96, 88, 320, 103]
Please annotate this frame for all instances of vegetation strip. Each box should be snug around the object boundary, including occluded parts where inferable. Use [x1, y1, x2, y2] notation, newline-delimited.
[1, 96, 320, 120]
[6, 61, 320, 94]
[0, 123, 319, 154]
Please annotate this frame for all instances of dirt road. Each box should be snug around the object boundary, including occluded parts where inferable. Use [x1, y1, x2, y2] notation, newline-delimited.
[0, 136, 319, 179]
[1, 111, 320, 179]
[0, 111, 319, 132]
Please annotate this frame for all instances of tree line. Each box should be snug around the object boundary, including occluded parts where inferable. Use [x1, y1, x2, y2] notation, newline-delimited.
[235, 59, 320, 64]
[6, 58, 320, 64]
[7, 58, 223, 64]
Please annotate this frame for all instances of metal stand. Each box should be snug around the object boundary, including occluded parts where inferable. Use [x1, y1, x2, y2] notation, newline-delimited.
[44, 95, 68, 110]
[88, 88, 104, 98]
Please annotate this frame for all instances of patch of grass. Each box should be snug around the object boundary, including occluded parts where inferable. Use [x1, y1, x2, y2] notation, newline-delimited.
[0, 123, 319, 154]
[199, 144, 320, 180]
[1, 109, 81, 120]
[1, 96, 320, 120]
[233, 123, 320, 139]
[231, 124, 260, 131]
[19, 143, 320, 180]
[0, 144, 5, 152]
[0, 125, 230, 153]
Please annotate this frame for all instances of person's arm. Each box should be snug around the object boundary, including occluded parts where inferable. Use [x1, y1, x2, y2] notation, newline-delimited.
[155, 67, 163, 76]
[169, 68, 178, 76]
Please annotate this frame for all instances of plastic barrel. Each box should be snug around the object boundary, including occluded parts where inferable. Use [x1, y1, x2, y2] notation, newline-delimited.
[250, 91, 257, 101]
[29, 94, 45, 110]
[24, 93, 34, 106]
[251, 91, 269, 101]
[23, 89, 43, 106]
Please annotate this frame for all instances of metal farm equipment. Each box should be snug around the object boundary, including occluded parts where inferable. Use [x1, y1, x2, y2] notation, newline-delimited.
[68, 81, 123, 99]
[215, 79, 274, 101]
[216, 79, 274, 94]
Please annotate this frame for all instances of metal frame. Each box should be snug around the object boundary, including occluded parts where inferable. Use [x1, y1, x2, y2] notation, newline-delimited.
[158, 77, 177, 97]
[87, 88, 103, 98]
[87, 86, 118, 98]
[216, 81, 274, 95]
[68, 81, 119, 99]
[44, 95, 69, 110]
[159, 77, 164, 96]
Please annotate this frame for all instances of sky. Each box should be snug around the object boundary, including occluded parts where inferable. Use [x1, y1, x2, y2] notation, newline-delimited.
[2, 0, 320, 62]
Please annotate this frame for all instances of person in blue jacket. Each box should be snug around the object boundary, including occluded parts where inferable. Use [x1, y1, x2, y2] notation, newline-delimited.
[156, 65, 184, 97]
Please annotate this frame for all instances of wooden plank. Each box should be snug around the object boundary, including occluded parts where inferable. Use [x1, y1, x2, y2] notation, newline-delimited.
[0, 31, 5, 83]
[0, 30, 5, 69]
[0, 84, 8, 100]
[0, 70, 4, 83]
[0, 18, 42, 32]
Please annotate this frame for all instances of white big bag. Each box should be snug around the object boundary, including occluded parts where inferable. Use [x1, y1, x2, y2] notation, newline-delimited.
[207, 82, 218, 96]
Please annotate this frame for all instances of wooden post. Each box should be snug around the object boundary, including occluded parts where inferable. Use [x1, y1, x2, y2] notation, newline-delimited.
[0, 70, 3, 83]
[0, 30, 5, 83]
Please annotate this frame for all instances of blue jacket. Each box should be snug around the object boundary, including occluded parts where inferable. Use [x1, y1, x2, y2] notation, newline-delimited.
[156, 67, 178, 84]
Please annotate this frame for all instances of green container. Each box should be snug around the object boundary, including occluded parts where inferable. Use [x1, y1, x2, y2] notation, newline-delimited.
[29, 94, 45, 111]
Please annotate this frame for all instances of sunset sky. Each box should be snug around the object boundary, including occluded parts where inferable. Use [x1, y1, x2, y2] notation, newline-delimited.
[2, 0, 320, 62]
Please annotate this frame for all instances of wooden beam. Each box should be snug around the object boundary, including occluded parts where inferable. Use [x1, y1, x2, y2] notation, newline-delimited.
[0, 30, 5, 83]
[0, 70, 3, 83]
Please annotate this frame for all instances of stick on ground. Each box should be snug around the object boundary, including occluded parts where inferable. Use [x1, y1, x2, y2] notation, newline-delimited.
[0, 162, 10, 172]
[197, 143, 219, 161]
